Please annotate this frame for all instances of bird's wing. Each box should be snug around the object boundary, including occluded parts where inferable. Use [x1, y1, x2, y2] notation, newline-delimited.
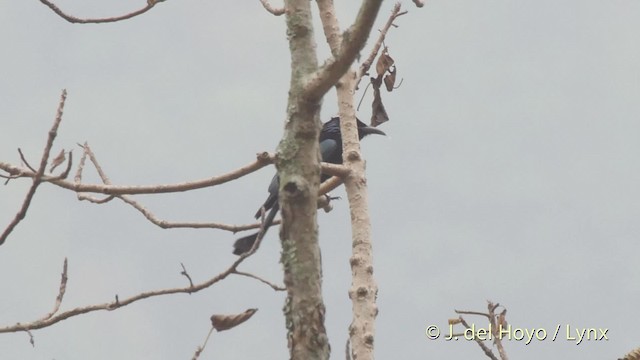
[255, 138, 339, 219]
[320, 138, 341, 183]
[255, 174, 279, 219]
[320, 138, 340, 164]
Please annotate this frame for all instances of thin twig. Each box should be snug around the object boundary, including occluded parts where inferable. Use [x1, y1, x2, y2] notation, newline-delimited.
[43, 258, 68, 321]
[50, 150, 73, 181]
[26, 330, 34, 347]
[454, 309, 491, 319]
[74, 142, 114, 203]
[39, 0, 161, 24]
[355, 3, 407, 89]
[1, 173, 20, 185]
[17, 149, 36, 172]
[180, 263, 194, 289]
[0, 89, 67, 246]
[0, 244, 257, 333]
[75, 143, 280, 232]
[192, 326, 215, 360]
[356, 81, 373, 111]
[233, 271, 285, 291]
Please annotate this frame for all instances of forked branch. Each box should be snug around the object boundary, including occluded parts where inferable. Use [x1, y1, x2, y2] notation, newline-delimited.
[355, 3, 407, 89]
[0, 250, 268, 334]
[0, 89, 67, 246]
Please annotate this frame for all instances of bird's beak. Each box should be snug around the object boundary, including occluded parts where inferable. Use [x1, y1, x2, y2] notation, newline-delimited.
[362, 126, 386, 136]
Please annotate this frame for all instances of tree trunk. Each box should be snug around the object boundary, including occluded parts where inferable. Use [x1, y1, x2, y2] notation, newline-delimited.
[278, 1, 329, 359]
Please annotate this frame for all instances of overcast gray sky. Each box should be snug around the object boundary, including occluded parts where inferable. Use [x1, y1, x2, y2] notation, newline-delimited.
[1, 1, 639, 359]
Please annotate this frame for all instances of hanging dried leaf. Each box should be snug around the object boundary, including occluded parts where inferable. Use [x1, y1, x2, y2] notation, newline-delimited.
[384, 66, 397, 92]
[375, 47, 394, 78]
[210, 308, 258, 332]
[371, 85, 389, 127]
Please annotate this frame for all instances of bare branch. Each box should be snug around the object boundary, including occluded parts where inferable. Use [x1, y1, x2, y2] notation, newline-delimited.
[454, 309, 491, 319]
[0, 173, 19, 184]
[0, 156, 349, 207]
[259, 0, 285, 16]
[75, 143, 269, 232]
[3, 256, 67, 345]
[355, 3, 407, 89]
[74, 142, 115, 203]
[0, 247, 257, 333]
[321, 162, 350, 177]
[1, 150, 346, 198]
[319, 175, 343, 195]
[0, 89, 67, 246]
[0, 152, 275, 195]
[38, 0, 162, 24]
[76, 143, 110, 184]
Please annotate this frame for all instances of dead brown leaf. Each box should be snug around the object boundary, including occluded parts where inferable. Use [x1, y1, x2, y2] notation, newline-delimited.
[384, 66, 397, 92]
[371, 85, 389, 127]
[375, 47, 394, 78]
[210, 308, 258, 332]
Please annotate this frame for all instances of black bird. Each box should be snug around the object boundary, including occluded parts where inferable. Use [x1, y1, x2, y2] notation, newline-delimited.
[232, 117, 385, 255]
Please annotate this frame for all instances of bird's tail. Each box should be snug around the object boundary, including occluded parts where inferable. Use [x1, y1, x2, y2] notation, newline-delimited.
[233, 202, 279, 255]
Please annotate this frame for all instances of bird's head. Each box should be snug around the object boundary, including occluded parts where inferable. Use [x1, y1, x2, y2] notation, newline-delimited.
[322, 117, 386, 141]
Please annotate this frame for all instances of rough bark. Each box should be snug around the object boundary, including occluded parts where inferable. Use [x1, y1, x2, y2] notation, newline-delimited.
[279, 1, 328, 359]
